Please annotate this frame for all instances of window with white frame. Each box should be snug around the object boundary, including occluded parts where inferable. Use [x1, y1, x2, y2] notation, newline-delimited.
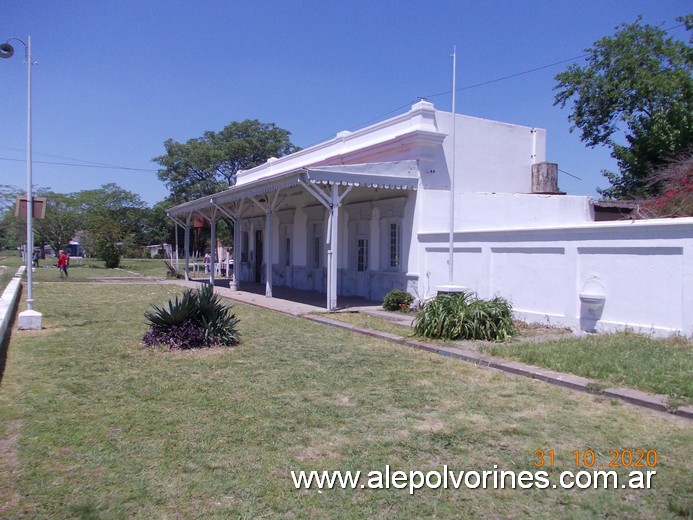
[389, 222, 401, 269]
[357, 238, 368, 272]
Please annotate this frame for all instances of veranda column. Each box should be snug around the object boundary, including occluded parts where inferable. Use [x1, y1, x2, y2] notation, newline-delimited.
[232, 220, 240, 290]
[209, 207, 217, 286]
[265, 209, 273, 297]
[184, 212, 191, 281]
[329, 184, 339, 310]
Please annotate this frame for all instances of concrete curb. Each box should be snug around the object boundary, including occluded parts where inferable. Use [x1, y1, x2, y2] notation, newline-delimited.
[304, 314, 691, 422]
[0, 266, 25, 344]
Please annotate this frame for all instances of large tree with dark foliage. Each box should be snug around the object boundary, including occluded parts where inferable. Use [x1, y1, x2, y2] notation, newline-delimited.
[554, 15, 692, 200]
[153, 119, 300, 202]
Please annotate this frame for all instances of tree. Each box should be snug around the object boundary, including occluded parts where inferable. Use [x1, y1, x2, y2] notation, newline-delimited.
[90, 218, 125, 268]
[0, 185, 24, 251]
[153, 119, 300, 202]
[33, 192, 86, 257]
[142, 200, 176, 247]
[554, 15, 692, 199]
[77, 184, 151, 264]
[0, 182, 165, 261]
[78, 183, 149, 243]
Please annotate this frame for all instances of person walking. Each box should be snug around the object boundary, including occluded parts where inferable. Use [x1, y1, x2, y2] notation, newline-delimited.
[57, 250, 69, 278]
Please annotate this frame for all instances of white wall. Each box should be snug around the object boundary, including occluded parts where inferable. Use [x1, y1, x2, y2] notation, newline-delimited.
[418, 192, 593, 235]
[433, 111, 546, 194]
[417, 218, 693, 337]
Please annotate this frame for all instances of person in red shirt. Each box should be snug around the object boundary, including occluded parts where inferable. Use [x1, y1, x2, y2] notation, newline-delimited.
[57, 250, 68, 278]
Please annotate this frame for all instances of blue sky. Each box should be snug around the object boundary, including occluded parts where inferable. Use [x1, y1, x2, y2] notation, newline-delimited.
[1, 1, 690, 205]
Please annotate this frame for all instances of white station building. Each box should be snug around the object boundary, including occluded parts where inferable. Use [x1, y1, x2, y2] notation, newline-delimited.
[168, 100, 693, 337]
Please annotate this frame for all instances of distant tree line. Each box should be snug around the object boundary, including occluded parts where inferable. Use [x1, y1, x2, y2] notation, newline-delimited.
[0, 183, 174, 268]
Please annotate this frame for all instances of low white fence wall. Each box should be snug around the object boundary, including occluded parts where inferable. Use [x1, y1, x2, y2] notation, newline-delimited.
[0, 266, 25, 344]
[419, 217, 693, 337]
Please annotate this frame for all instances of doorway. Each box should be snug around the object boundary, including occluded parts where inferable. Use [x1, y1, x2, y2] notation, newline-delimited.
[355, 236, 369, 297]
[254, 229, 263, 283]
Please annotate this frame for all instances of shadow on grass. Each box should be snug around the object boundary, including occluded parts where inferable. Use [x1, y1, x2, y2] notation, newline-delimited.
[0, 284, 21, 386]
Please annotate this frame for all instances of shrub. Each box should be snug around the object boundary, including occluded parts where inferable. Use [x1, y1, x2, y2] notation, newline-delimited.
[144, 289, 198, 328]
[383, 289, 414, 312]
[196, 283, 241, 345]
[413, 293, 514, 341]
[90, 221, 125, 268]
[639, 153, 693, 218]
[143, 321, 207, 350]
[143, 284, 240, 349]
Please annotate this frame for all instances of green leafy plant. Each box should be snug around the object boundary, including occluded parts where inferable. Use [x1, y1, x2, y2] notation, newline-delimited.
[144, 289, 198, 328]
[413, 293, 514, 341]
[382, 289, 414, 312]
[144, 284, 240, 349]
[196, 283, 241, 345]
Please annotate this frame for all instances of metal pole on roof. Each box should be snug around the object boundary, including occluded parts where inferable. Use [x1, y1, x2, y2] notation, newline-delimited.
[448, 45, 457, 285]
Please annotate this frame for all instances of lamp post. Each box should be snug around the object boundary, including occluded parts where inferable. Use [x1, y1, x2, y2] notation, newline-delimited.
[2, 35, 42, 329]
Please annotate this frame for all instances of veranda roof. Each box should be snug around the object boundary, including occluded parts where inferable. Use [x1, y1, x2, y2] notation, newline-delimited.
[166, 160, 419, 217]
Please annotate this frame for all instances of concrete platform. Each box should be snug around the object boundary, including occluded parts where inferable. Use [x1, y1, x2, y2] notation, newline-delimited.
[167, 278, 381, 316]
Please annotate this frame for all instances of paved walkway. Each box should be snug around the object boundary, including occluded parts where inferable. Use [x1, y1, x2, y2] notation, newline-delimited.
[162, 277, 691, 421]
[165, 278, 383, 316]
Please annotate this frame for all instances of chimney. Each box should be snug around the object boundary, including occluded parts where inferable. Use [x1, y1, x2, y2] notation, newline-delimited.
[531, 162, 564, 194]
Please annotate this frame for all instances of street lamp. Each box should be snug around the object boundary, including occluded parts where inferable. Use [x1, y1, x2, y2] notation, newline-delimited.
[2, 35, 42, 329]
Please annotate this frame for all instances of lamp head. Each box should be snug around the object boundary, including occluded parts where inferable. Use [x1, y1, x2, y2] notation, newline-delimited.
[0, 43, 14, 59]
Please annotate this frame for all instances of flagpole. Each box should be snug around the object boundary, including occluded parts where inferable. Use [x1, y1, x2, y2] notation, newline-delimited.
[448, 45, 456, 284]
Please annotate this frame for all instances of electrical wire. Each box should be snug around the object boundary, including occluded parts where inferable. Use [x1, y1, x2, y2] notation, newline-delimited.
[0, 156, 157, 172]
[1, 21, 686, 176]
[558, 168, 583, 180]
[324, 20, 689, 146]
[0, 144, 149, 170]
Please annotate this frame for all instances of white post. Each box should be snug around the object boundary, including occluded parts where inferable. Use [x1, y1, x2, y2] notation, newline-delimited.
[265, 210, 273, 297]
[209, 208, 216, 286]
[448, 45, 456, 285]
[174, 220, 179, 269]
[329, 184, 339, 310]
[184, 213, 191, 281]
[436, 46, 468, 297]
[25, 35, 33, 309]
[15, 35, 41, 330]
[233, 220, 241, 289]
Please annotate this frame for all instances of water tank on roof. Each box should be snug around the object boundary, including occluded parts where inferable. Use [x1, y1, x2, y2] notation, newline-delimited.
[531, 162, 563, 194]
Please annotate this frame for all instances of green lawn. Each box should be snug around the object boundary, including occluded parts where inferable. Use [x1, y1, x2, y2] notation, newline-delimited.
[0, 255, 170, 294]
[0, 254, 24, 293]
[324, 311, 693, 408]
[480, 332, 693, 407]
[0, 278, 692, 518]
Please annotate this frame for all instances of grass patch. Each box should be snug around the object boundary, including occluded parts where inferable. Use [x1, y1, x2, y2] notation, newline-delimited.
[3, 257, 171, 284]
[0, 254, 24, 293]
[0, 280, 691, 517]
[481, 331, 693, 404]
[0, 266, 14, 295]
[118, 258, 171, 277]
[322, 311, 413, 337]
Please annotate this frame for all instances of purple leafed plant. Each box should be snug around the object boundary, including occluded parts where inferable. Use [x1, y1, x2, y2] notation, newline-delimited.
[143, 321, 207, 350]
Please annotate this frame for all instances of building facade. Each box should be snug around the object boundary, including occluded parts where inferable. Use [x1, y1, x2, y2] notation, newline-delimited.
[168, 101, 693, 336]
